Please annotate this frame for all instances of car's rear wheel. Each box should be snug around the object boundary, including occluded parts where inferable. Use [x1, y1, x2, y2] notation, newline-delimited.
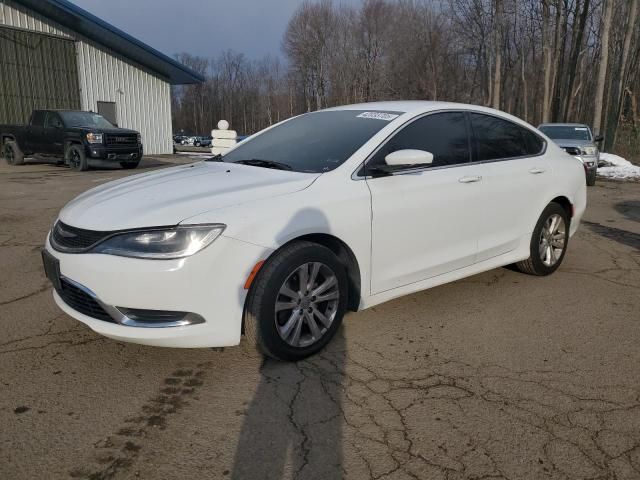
[66, 145, 88, 171]
[515, 202, 569, 276]
[3, 141, 24, 165]
[244, 241, 348, 361]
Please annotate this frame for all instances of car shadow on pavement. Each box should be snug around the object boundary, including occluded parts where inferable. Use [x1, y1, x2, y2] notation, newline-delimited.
[583, 220, 640, 250]
[232, 329, 346, 480]
[615, 200, 640, 223]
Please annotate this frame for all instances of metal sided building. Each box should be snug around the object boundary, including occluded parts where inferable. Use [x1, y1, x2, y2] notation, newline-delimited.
[0, 0, 204, 154]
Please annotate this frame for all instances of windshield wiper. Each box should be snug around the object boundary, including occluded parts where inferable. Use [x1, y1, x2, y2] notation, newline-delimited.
[234, 159, 292, 171]
[205, 154, 223, 162]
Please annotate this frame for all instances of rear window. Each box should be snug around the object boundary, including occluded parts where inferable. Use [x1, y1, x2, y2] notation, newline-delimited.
[222, 110, 401, 173]
[471, 113, 544, 161]
[31, 111, 46, 127]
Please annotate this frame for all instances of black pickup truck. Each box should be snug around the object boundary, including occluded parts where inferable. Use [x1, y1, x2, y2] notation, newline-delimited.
[0, 110, 143, 171]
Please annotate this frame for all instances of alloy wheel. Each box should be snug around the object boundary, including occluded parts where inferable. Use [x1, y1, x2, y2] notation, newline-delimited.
[539, 213, 566, 267]
[69, 150, 80, 169]
[274, 262, 340, 348]
[5, 145, 14, 164]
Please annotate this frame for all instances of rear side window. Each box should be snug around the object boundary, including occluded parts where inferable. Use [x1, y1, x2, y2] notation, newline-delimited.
[369, 112, 471, 169]
[470, 113, 543, 161]
[31, 111, 46, 127]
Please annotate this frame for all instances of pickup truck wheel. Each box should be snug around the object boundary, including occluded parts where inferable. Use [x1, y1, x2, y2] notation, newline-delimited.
[3, 141, 24, 165]
[66, 145, 88, 171]
[120, 160, 140, 169]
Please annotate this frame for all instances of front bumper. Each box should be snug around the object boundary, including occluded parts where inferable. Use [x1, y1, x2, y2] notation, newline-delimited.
[87, 145, 143, 161]
[45, 234, 272, 348]
[574, 154, 598, 173]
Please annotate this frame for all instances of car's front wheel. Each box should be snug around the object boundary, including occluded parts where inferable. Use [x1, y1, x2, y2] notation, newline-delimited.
[66, 145, 88, 171]
[586, 169, 597, 186]
[244, 241, 348, 361]
[515, 202, 570, 276]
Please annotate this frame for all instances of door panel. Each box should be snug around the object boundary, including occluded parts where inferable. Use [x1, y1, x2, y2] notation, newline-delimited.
[468, 113, 550, 261]
[97, 101, 117, 126]
[367, 165, 484, 293]
[43, 113, 65, 156]
[476, 158, 549, 261]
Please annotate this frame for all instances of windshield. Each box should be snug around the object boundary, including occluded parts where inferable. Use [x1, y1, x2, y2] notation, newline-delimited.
[222, 110, 401, 173]
[539, 125, 592, 141]
[59, 111, 114, 128]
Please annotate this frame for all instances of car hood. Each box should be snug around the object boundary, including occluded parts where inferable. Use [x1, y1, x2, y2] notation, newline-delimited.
[67, 126, 139, 135]
[59, 161, 320, 231]
[551, 138, 595, 149]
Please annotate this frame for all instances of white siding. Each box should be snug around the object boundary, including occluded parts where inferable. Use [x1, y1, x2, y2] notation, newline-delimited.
[0, 0, 173, 154]
[76, 41, 173, 155]
[0, 0, 71, 38]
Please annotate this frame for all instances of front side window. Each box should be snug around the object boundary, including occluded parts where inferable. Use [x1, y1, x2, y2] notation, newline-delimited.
[367, 112, 471, 171]
[471, 113, 544, 161]
[31, 111, 46, 127]
[45, 113, 62, 128]
[222, 110, 400, 173]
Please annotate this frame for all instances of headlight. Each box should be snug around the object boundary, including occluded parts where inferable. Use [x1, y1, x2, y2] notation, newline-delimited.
[86, 133, 103, 144]
[137, 133, 141, 144]
[581, 146, 597, 156]
[92, 224, 225, 259]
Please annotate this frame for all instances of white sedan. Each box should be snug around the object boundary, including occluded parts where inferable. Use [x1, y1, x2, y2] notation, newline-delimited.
[42, 102, 586, 361]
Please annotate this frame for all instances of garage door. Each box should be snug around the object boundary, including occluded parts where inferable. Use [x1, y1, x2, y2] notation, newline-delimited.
[0, 27, 80, 125]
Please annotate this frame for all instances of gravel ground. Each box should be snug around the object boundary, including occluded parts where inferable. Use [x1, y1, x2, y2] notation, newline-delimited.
[0, 158, 639, 480]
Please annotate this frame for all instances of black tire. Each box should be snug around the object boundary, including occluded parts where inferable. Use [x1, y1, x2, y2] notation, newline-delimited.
[586, 169, 596, 186]
[244, 241, 348, 361]
[120, 159, 141, 169]
[66, 145, 88, 171]
[3, 141, 24, 165]
[515, 202, 570, 276]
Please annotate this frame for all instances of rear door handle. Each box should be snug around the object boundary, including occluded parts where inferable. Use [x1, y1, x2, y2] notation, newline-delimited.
[458, 175, 482, 183]
[529, 167, 546, 174]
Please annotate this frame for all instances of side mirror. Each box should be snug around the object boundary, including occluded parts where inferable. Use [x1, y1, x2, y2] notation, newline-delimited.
[594, 134, 604, 143]
[385, 149, 434, 167]
[112, 123, 118, 128]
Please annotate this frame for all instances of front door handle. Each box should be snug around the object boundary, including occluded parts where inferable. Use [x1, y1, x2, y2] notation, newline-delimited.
[458, 175, 482, 183]
[529, 167, 546, 174]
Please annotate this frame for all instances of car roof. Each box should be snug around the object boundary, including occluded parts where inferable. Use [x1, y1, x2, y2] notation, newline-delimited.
[325, 100, 499, 115]
[324, 100, 536, 126]
[538, 123, 591, 128]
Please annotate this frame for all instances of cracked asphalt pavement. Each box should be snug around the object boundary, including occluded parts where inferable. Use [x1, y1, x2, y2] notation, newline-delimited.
[1, 159, 639, 480]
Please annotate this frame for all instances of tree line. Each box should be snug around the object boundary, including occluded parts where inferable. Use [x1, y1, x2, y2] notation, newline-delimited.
[171, 0, 640, 158]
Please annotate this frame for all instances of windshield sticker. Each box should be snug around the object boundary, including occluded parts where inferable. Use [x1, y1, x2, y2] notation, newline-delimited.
[357, 112, 399, 121]
[575, 127, 588, 130]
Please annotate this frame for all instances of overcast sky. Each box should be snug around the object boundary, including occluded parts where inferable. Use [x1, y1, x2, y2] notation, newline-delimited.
[72, 0, 360, 61]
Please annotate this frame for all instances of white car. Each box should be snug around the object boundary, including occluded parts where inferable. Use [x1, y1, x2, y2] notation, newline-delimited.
[42, 101, 586, 361]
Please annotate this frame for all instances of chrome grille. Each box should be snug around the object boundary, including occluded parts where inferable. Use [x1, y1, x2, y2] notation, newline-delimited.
[57, 279, 114, 322]
[51, 221, 111, 252]
[105, 134, 137, 146]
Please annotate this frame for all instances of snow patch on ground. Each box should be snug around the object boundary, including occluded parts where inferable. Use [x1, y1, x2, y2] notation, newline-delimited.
[598, 153, 640, 180]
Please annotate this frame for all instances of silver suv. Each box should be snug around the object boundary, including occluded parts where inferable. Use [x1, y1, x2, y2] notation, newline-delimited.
[538, 123, 603, 186]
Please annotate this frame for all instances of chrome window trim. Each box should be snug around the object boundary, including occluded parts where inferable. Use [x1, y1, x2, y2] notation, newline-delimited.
[351, 108, 547, 180]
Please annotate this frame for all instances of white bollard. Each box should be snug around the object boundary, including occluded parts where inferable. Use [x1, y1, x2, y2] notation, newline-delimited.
[211, 120, 238, 155]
